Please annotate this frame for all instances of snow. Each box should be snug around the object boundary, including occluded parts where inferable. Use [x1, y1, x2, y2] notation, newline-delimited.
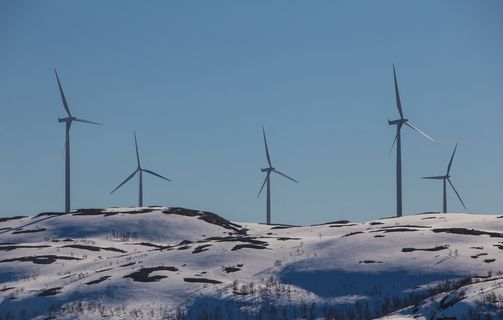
[1, 207, 502, 319]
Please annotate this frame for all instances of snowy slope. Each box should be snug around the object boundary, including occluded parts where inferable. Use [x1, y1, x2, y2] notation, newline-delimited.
[0, 207, 502, 319]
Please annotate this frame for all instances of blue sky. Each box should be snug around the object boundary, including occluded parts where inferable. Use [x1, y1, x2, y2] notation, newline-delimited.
[0, 1, 502, 224]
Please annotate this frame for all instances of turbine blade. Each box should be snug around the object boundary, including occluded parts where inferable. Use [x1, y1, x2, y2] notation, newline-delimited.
[257, 172, 270, 198]
[73, 118, 102, 126]
[134, 130, 140, 167]
[110, 169, 139, 194]
[272, 169, 298, 183]
[405, 122, 434, 142]
[421, 176, 445, 180]
[262, 127, 272, 167]
[388, 123, 402, 157]
[54, 69, 72, 117]
[393, 64, 404, 119]
[142, 169, 172, 182]
[447, 143, 458, 175]
[447, 178, 467, 210]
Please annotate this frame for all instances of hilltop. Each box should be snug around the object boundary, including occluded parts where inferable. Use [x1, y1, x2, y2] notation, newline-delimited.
[1, 207, 502, 319]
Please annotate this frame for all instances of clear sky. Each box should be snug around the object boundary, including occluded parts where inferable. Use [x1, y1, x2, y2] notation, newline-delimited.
[0, 1, 502, 224]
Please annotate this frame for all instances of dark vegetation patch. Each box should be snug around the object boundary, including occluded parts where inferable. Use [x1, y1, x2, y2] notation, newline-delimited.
[312, 220, 350, 226]
[493, 244, 503, 250]
[178, 240, 193, 246]
[85, 276, 111, 285]
[498, 216, 503, 219]
[206, 236, 268, 246]
[34, 212, 66, 218]
[0, 255, 81, 264]
[329, 224, 358, 228]
[471, 253, 488, 259]
[0, 287, 15, 292]
[439, 290, 466, 310]
[483, 259, 496, 263]
[0, 228, 11, 232]
[12, 228, 46, 234]
[374, 235, 385, 238]
[38, 287, 62, 296]
[433, 228, 503, 238]
[129, 242, 171, 250]
[380, 228, 419, 233]
[470, 246, 484, 250]
[276, 237, 301, 241]
[369, 222, 384, 225]
[177, 245, 191, 250]
[380, 225, 431, 229]
[62, 244, 126, 253]
[270, 225, 295, 230]
[73, 208, 156, 216]
[52, 239, 73, 242]
[402, 245, 449, 253]
[119, 262, 136, 267]
[331, 220, 351, 224]
[163, 207, 246, 235]
[116, 208, 155, 215]
[183, 277, 222, 284]
[370, 227, 423, 233]
[72, 208, 108, 216]
[359, 260, 383, 264]
[343, 231, 363, 237]
[0, 244, 51, 251]
[223, 266, 241, 273]
[421, 216, 437, 220]
[124, 266, 178, 282]
[192, 244, 212, 254]
[0, 216, 27, 223]
[231, 244, 268, 251]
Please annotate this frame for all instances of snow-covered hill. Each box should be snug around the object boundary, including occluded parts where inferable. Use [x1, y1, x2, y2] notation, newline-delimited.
[1, 207, 502, 319]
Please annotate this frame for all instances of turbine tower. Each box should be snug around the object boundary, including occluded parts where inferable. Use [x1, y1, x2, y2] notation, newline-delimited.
[422, 144, 466, 213]
[110, 131, 172, 207]
[257, 127, 298, 225]
[388, 64, 434, 217]
[55, 69, 101, 213]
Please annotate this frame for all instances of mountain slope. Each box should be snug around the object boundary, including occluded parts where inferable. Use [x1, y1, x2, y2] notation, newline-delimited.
[1, 207, 502, 319]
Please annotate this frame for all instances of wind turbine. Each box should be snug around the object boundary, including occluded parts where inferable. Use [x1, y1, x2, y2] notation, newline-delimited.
[110, 131, 172, 207]
[257, 127, 298, 225]
[422, 144, 466, 213]
[388, 64, 434, 217]
[55, 69, 102, 213]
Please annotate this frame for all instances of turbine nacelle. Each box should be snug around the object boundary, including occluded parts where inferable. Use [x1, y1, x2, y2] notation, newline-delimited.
[58, 116, 74, 123]
[388, 118, 408, 126]
[261, 167, 273, 173]
[422, 175, 449, 180]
